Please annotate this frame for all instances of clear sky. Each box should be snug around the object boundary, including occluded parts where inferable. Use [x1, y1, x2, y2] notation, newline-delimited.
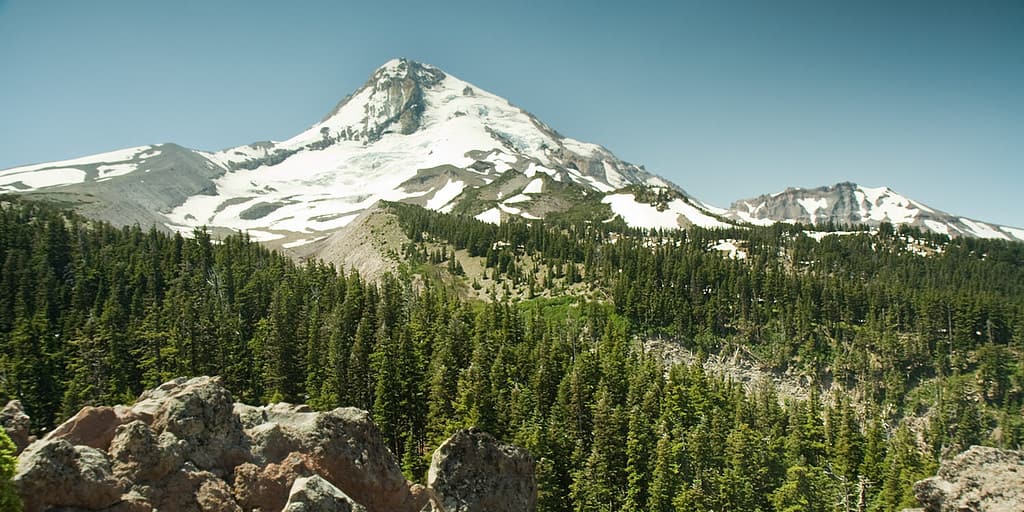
[1, 0, 1021, 226]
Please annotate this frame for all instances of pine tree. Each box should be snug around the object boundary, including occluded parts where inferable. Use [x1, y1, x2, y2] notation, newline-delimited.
[372, 326, 404, 456]
[346, 314, 376, 409]
[647, 427, 681, 512]
[770, 465, 834, 512]
[622, 359, 661, 512]
[571, 385, 626, 511]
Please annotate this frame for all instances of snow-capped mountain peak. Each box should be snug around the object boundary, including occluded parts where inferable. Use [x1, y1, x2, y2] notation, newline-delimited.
[3, 60, 1020, 251]
[1, 58, 693, 249]
[726, 182, 1024, 242]
[172, 58, 682, 242]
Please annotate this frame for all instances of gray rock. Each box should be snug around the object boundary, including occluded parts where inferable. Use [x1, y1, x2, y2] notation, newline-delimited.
[134, 376, 251, 472]
[141, 464, 241, 512]
[913, 445, 1024, 512]
[14, 439, 124, 512]
[11, 377, 534, 512]
[242, 404, 423, 512]
[427, 428, 536, 512]
[283, 475, 367, 512]
[109, 420, 184, 483]
[0, 399, 31, 454]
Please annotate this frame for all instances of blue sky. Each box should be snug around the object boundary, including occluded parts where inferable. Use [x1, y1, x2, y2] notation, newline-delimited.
[1, 0, 1021, 226]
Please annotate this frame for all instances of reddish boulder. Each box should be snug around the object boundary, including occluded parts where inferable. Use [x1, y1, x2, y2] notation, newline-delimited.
[44, 405, 137, 451]
[233, 451, 317, 511]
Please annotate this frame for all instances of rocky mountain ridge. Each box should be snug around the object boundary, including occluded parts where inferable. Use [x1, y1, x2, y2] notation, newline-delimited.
[727, 181, 1024, 241]
[4, 376, 536, 512]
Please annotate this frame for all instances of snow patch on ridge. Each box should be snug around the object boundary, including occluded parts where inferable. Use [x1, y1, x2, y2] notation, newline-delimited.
[0, 145, 154, 191]
[923, 220, 950, 236]
[475, 207, 502, 224]
[425, 179, 466, 210]
[856, 186, 920, 224]
[0, 146, 151, 176]
[960, 218, 1010, 240]
[1001, 226, 1024, 241]
[797, 197, 828, 224]
[0, 168, 87, 189]
[522, 178, 544, 194]
[602, 193, 729, 230]
[504, 194, 532, 204]
[97, 163, 138, 178]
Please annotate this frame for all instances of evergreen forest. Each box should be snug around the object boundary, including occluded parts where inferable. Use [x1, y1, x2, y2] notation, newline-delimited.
[2, 196, 1023, 511]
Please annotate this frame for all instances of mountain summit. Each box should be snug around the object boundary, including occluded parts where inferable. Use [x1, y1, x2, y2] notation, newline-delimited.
[2, 58, 708, 249]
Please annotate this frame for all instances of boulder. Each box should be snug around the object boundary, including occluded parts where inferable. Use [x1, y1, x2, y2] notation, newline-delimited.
[44, 405, 138, 451]
[427, 428, 536, 512]
[283, 475, 367, 512]
[240, 405, 423, 512]
[299, 408, 424, 512]
[0, 399, 31, 454]
[109, 420, 184, 482]
[14, 439, 124, 512]
[137, 464, 242, 512]
[232, 451, 317, 511]
[913, 445, 1024, 512]
[10, 377, 537, 512]
[135, 376, 251, 473]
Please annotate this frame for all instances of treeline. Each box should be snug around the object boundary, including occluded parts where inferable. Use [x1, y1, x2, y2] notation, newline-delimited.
[393, 203, 1024, 407]
[1, 197, 1022, 511]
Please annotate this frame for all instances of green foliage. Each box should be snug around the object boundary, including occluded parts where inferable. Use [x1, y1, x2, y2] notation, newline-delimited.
[770, 465, 833, 512]
[0, 428, 20, 512]
[1, 197, 1022, 511]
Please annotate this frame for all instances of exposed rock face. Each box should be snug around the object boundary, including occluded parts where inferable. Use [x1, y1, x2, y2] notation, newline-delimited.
[0, 399, 31, 454]
[108, 420, 185, 483]
[913, 445, 1024, 512]
[44, 405, 138, 451]
[136, 376, 251, 473]
[233, 452, 317, 511]
[12, 377, 536, 512]
[283, 475, 368, 512]
[236, 401, 423, 512]
[15, 439, 123, 512]
[320, 59, 445, 142]
[428, 428, 537, 512]
[725, 181, 1024, 241]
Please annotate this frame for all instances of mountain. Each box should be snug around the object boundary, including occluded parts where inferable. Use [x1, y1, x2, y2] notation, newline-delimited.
[0, 58, 726, 252]
[726, 181, 1024, 241]
[0, 59, 1020, 247]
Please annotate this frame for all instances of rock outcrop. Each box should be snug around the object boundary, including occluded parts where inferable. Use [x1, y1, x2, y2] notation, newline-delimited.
[283, 475, 367, 512]
[913, 445, 1024, 512]
[44, 405, 139, 452]
[15, 439, 123, 512]
[0, 399, 31, 454]
[428, 428, 537, 512]
[11, 376, 537, 512]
